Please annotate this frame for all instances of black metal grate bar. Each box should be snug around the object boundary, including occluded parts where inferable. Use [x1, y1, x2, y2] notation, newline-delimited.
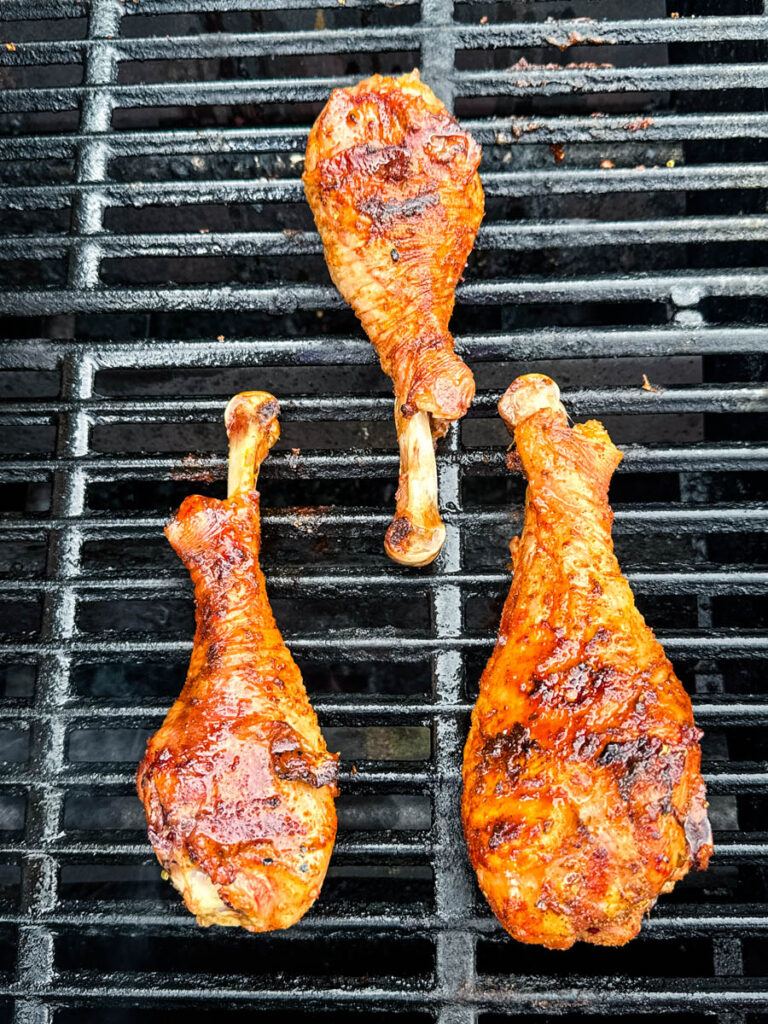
[5, 271, 768, 315]
[6, 16, 768, 64]
[4, 64, 768, 114]
[4, 112, 768, 172]
[12, 350, 91, 1023]
[3, 328, 768, 363]
[4, 164, 768, 211]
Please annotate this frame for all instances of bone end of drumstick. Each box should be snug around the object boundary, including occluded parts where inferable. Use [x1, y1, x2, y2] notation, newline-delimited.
[224, 392, 281, 498]
[384, 408, 446, 567]
[384, 514, 446, 567]
[498, 374, 565, 435]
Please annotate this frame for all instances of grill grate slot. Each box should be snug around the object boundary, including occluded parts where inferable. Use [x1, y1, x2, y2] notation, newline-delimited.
[2, 0, 768, 1020]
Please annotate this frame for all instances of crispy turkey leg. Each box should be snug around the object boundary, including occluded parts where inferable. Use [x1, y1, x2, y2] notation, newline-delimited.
[137, 392, 338, 931]
[303, 70, 484, 566]
[462, 374, 712, 949]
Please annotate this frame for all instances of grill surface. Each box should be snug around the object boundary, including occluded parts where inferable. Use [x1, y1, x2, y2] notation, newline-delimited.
[1, 0, 768, 1021]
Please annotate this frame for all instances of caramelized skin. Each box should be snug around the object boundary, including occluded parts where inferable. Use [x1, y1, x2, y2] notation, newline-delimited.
[137, 394, 338, 932]
[462, 375, 712, 949]
[303, 70, 483, 426]
[304, 71, 484, 565]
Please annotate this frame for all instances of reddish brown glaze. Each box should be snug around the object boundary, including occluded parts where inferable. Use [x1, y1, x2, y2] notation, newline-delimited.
[461, 374, 712, 949]
[137, 400, 337, 932]
[303, 70, 484, 432]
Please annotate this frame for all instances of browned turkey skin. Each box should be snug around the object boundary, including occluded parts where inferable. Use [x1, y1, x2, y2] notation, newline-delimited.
[462, 374, 712, 949]
[137, 393, 338, 932]
[304, 70, 484, 566]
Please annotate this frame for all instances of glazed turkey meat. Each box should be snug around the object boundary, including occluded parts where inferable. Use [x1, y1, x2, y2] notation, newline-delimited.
[462, 374, 712, 949]
[304, 70, 484, 566]
[137, 392, 338, 931]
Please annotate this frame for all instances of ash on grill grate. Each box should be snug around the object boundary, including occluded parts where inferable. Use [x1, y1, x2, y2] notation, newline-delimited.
[1, 0, 768, 1020]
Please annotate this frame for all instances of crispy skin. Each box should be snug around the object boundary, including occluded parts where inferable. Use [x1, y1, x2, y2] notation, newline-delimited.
[462, 375, 712, 950]
[137, 430, 338, 931]
[303, 70, 483, 431]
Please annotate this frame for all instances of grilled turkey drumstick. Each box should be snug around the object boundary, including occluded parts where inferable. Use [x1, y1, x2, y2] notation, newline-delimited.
[462, 374, 712, 949]
[137, 392, 338, 931]
[303, 70, 484, 565]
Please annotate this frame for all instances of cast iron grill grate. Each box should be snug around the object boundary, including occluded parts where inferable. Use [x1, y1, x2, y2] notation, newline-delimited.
[1, 0, 768, 1021]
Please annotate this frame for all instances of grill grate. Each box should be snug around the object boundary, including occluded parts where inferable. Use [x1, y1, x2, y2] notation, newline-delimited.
[1, 0, 768, 1021]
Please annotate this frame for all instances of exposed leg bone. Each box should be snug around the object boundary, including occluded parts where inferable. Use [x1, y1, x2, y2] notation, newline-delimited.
[384, 405, 446, 567]
[225, 390, 281, 497]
